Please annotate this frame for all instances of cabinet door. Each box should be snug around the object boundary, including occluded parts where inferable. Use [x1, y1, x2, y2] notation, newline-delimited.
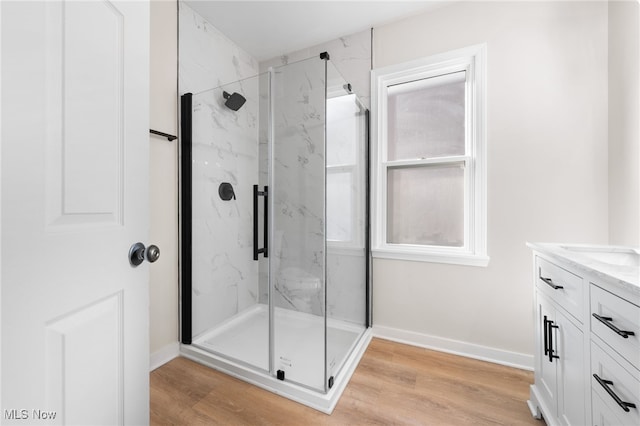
[592, 391, 625, 426]
[537, 293, 558, 416]
[591, 341, 640, 426]
[557, 309, 586, 426]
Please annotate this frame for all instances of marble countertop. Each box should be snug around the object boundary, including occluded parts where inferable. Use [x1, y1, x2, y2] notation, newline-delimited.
[527, 242, 640, 295]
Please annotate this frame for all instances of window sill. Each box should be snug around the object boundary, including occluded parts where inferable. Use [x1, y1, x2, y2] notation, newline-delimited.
[372, 248, 490, 267]
[327, 245, 366, 257]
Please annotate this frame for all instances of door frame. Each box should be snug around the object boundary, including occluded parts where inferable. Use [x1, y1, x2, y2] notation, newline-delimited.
[179, 93, 193, 344]
[0, 1, 149, 420]
[0, 2, 3, 407]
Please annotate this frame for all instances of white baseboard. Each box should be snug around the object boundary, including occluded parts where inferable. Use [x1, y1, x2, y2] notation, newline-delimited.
[372, 325, 533, 371]
[150, 341, 180, 371]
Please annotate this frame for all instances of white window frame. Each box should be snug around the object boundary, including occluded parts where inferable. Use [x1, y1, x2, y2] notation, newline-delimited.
[326, 162, 359, 247]
[371, 44, 489, 266]
[326, 93, 367, 254]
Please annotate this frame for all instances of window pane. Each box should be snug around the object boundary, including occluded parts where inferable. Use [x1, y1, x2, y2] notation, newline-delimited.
[327, 94, 358, 166]
[387, 72, 465, 160]
[387, 165, 464, 246]
[327, 171, 352, 241]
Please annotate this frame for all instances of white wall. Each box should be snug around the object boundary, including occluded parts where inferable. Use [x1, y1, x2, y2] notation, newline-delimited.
[178, 2, 260, 339]
[259, 32, 372, 322]
[0, 2, 3, 405]
[372, 1, 609, 367]
[179, 3, 372, 331]
[178, 2, 258, 95]
[149, 0, 179, 367]
[608, 0, 639, 246]
[260, 29, 372, 108]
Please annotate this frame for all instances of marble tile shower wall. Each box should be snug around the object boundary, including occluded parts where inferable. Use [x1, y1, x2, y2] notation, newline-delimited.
[179, 3, 258, 94]
[270, 58, 327, 316]
[190, 84, 261, 337]
[180, 2, 372, 333]
[259, 30, 372, 109]
[258, 31, 372, 321]
[180, 2, 260, 337]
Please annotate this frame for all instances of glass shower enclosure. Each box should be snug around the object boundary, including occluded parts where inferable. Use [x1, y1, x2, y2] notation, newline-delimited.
[179, 54, 371, 411]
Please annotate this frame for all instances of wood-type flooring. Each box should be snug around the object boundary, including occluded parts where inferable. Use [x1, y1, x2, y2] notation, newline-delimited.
[151, 338, 540, 425]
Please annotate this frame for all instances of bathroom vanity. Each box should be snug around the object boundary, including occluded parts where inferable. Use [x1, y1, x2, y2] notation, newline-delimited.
[527, 243, 640, 426]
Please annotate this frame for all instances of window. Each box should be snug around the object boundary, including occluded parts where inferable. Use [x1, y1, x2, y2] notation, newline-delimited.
[326, 93, 367, 250]
[371, 45, 488, 266]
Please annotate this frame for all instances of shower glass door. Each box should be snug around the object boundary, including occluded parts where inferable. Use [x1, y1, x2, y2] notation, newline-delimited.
[189, 73, 270, 372]
[184, 54, 369, 394]
[270, 57, 328, 391]
[325, 61, 368, 387]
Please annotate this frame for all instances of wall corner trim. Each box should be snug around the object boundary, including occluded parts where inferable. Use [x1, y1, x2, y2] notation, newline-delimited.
[372, 325, 534, 371]
[150, 341, 180, 371]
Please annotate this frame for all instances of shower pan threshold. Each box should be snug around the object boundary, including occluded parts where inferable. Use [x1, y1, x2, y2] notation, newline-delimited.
[180, 310, 372, 414]
[192, 304, 363, 384]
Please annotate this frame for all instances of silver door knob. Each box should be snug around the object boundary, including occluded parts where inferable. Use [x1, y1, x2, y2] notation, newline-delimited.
[146, 245, 160, 263]
[129, 242, 160, 266]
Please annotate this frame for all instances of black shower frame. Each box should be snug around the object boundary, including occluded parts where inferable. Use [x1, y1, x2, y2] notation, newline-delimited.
[179, 61, 372, 345]
[365, 109, 371, 328]
[180, 92, 193, 344]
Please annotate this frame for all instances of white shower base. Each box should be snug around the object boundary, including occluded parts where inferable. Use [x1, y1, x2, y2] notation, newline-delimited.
[181, 304, 371, 413]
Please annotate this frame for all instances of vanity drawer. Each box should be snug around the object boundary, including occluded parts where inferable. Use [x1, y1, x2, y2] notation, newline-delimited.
[591, 284, 640, 370]
[536, 256, 584, 322]
[593, 391, 629, 426]
[591, 341, 640, 425]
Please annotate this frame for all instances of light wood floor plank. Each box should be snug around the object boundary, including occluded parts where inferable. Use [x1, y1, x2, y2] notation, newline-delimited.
[150, 338, 540, 425]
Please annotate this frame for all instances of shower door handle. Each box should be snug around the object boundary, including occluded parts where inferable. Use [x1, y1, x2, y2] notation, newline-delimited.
[253, 185, 268, 260]
[263, 186, 268, 257]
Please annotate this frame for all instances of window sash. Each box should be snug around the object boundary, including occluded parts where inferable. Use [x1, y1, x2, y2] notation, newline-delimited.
[326, 164, 364, 248]
[381, 67, 471, 254]
[382, 158, 471, 251]
[371, 44, 488, 266]
[387, 71, 467, 161]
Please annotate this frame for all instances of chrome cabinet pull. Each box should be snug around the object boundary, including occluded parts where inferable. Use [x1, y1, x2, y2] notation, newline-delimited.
[592, 313, 635, 338]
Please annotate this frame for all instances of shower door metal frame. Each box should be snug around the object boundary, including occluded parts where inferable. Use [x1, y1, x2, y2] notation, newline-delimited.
[178, 57, 373, 389]
[267, 67, 275, 379]
[180, 92, 193, 344]
[267, 55, 331, 391]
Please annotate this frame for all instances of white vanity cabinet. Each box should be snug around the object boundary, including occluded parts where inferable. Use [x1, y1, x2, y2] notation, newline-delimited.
[590, 283, 640, 426]
[527, 243, 640, 426]
[532, 257, 587, 426]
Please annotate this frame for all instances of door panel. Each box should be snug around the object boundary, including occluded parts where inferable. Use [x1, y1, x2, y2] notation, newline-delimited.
[45, 1, 125, 227]
[271, 57, 327, 391]
[188, 77, 267, 371]
[537, 293, 557, 415]
[557, 310, 585, 426]
[45, 293, 124, 425]
[1, 1, 149, 424]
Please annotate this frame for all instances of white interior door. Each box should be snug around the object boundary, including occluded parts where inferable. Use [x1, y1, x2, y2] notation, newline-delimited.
[1, 1, 149, 424]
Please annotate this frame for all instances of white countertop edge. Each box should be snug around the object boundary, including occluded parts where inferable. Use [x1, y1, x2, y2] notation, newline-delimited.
[526, 242, 640, 295]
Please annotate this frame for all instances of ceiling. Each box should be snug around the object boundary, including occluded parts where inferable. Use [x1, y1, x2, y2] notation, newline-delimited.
[184, 1, 449, 61]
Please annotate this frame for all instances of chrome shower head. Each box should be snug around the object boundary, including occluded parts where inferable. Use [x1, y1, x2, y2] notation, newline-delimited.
[223, 91, 246, 111]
